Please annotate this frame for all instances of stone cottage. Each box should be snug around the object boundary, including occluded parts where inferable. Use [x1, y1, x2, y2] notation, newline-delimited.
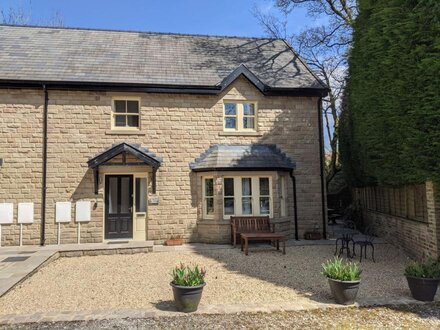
[0, 25, 328, 246]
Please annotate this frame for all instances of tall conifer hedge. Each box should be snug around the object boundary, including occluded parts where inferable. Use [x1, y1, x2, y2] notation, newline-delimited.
[341, 0, 440, 186]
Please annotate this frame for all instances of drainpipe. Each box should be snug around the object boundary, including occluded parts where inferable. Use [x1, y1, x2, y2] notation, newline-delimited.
[289, 171, 299, 240]
[40, 84, 48, 246]
[317, 97, 327, 239]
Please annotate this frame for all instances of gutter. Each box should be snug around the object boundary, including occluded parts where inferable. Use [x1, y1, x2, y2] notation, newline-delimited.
[317, 97, 327, 239]
[40, 85, 48, 246]
[289, 170, 299, 240]
[0, 79, 328, 97]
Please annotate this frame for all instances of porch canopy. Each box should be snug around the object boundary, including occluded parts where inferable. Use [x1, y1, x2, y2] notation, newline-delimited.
[87, 142, 162, 194]
[190, 144, 295, 172]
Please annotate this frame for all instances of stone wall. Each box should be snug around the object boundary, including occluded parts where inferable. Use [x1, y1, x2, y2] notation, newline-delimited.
[355, 181, 440, 259]
[0, 76, 325, 246]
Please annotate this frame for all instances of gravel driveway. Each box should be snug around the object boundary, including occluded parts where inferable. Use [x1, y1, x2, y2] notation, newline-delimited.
[3, 304, 440, 329]
[0, 244, 415, 315]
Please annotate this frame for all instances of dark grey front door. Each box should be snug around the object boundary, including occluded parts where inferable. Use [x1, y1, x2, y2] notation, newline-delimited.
[105, 175, 133, 239]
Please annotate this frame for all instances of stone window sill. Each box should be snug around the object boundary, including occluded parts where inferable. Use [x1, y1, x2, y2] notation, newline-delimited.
[105, 130, 146, 136]
[219, 131, 263, 137]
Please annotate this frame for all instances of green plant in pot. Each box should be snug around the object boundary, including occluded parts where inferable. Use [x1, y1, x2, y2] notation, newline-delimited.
[322, 257, 362, 305]
[404, 258, 440, 302]
[170, 263, 206, 312]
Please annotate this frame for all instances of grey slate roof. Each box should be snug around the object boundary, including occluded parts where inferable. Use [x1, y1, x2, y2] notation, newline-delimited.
[87, 142, 162, 168]
[0, 25, 326, 91]
[190, 145, 295, 172]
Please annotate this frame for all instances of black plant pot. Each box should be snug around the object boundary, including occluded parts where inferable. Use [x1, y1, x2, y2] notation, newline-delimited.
[406, 276, 439, 302]
[327, 278, 360, 305]
[170, 282, 206, 312]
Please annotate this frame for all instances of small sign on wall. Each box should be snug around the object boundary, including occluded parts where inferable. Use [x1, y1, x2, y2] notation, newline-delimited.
[0, 203, 13, 224]
[148, 196, 160, 205]
[56, 202, 71, 223]
[18, 203, 34, 224]
[76, 201, 91, 222]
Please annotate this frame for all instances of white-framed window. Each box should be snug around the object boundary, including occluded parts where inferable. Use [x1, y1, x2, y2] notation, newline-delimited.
[112, 98, 140, 130]
[280, 176, 287, 217]
[135, 177, 147, 213]
[223, 178, 235, 216]
[223, 102, 257, 131]
[203, 177, 214, 218]
[223, 176, 272, 218]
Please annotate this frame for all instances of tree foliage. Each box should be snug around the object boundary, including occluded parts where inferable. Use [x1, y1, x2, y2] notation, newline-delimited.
[255, 1, 358, 188]
[1, 0, 64, 26]
[341, 0, 440, 186]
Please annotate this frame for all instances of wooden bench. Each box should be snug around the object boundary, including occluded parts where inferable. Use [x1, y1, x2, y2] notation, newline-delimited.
[240, 233, 287, 255]
[230, 216, 274, 247]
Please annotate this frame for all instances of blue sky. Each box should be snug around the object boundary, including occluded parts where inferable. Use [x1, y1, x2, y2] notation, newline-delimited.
[1, 0, 312, 37]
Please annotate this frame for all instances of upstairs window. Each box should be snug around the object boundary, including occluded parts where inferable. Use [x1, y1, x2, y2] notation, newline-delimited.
[112, 99, 140, 130]
[223, 102, 257, 131]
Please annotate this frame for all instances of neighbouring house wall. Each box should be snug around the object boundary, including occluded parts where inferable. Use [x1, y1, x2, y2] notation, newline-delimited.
[0, 76, 325, 246]
[354, 182, 440, 259]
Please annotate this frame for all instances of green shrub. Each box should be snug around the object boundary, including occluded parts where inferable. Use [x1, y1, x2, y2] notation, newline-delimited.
[171, 263, 206, 286]
[404, 259, 440, 279]
[322, 257, 362, 281]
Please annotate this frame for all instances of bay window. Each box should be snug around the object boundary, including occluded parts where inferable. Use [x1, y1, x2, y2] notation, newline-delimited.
[203, 177, 214, 218]
[223, 176, 272, 218]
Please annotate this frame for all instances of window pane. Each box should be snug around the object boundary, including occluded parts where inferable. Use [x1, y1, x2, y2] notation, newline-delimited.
[242, 178, 252, 196]
[224, 198, 234, 215]
[243, 117, 255, 129]
[127, 100, 139, 113]
[225, 117, 236, 129]
[243, 103, 255, 115]
[127, 115, 139, 127]
[114, 100, 126, 113]
[224, 178, 234, 196]
[260, 197, 270, 214]
[205, 178, 214, 197]
[120, 177, 131, 213]
[224, 103, 237, 116]
[115, 115, 126, 127]
[135, 178, 147, 213]
[206, 198, 214, 215]
[259, 178, 270, 196]
[242, 197, 252, 215]
[108, 177, 118, 214]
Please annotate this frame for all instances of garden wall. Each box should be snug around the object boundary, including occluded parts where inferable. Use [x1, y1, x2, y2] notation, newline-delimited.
[354, 182, 440, 259]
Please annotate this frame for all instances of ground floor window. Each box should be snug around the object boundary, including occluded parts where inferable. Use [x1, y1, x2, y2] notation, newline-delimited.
[203, 177, 214, 218]
[223, 176, 272, 218]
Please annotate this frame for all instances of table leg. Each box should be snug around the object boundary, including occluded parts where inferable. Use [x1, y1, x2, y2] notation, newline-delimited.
[276, 239, 280, 251]
[241, 236, 243, 252]
[245, 238, 249, 256]
[282, 240, 286, 255]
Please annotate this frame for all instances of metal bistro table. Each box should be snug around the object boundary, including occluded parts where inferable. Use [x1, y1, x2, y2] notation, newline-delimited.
[334, 228, 358, 258]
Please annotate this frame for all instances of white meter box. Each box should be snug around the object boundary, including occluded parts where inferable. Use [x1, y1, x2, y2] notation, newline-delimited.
[56, 202, 71, 223]
[76, 201, 91, 222]
[18, 203, 34, 224]
[0, 203, 13, 224]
